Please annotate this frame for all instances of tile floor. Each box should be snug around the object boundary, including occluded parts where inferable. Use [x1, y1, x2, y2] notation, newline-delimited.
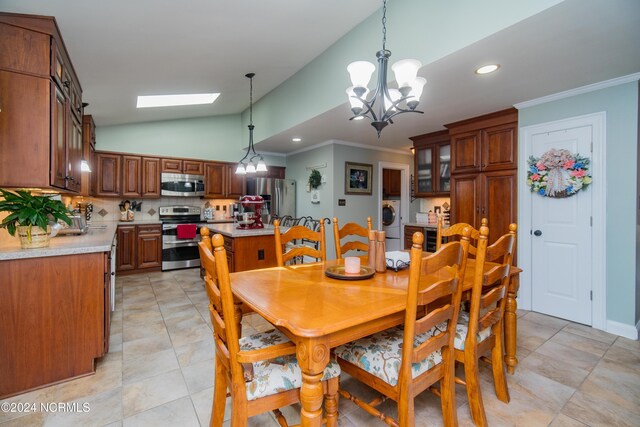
[1, 269, 639, 426]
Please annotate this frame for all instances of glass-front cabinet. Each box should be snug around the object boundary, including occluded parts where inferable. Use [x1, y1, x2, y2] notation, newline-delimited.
[410, 130, 450, 197]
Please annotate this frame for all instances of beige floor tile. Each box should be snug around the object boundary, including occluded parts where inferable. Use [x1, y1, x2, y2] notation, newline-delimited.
[190, 387, 217, 426]
[122, 369, 189, 418]
[522, 311, 570, 330]
[53, 351, 123, 403]
[0, 411, 46, 426]
[516, 317, 561, 352]
[512, 367, 576, 411]
[122, 307, 164, 327]
[102, 421, 123, 427]
[122, 320, 168, 343]
[181, 359, 215, 394]
[44, 387, 122, 427]
[517, 351, 591, 389]
[562, 385, 640, 426]
[174, 338, 214, 368]
[535, 340, 601, 372]
[613, 336, 640, 352]
[167, 321, 212, 348]
[109, 332, 123, 353]
[515, 309, 530, 318]
[162, 307, 205, 324]
[0, 384, 57, 423]
[123, 348, 180, 384]
[122, 396, 199, 427]
[549, 413, 589, 426]
[581, 357, 640, 413]
[122, 333, 173, 360]
[221, 411, 279, 426]
[549, 330, 611, 358]
[603, 341, 640, 366]
[562, 322, 618, 345]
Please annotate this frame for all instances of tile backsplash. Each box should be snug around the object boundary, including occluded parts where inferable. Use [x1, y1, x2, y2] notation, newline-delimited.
[64, 196, 238, 222]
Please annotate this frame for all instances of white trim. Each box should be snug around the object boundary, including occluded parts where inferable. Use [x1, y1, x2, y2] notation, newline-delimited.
[605, 319, 639, 340]
[377, 162, 411, 243]
[287, 139, 412, 157]
[518, 112, 607, 331]
[514, 73, 640, 109]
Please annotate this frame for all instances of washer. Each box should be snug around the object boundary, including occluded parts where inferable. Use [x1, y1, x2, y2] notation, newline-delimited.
[382, 200, 401, 251]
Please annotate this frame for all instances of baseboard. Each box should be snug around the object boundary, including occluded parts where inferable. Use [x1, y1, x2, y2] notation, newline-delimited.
[606, 319, 639, 340]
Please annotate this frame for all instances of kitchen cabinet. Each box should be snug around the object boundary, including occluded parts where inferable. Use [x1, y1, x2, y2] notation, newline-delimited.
[94, 152, 161, 198]
[0, 252, 109, 398]
[410, 130, 450, 196]
[204, 162, 246, 198]
[141, 157, 161, 197]
[404, 225, 438, 252]
[122, 155, 141, 197]
[95, 152, 121, 197]
[446, 108, 518, 244]
[382, 169, 401, 198]
[257, 166, 286, 179]
[161, 158, 204, 175]
[220, 233, 277, 272]
[116, 224, 162, 273]
[80, 115, 95, 196]
[0, 15, 83, 193]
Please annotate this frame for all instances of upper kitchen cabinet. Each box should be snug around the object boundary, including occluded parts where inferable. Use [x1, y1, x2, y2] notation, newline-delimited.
[94, 152, 121, 197]
[256, 166, 286, 179]
[382, 169, 401, 198]
[446, 108, 517, 174]
[94, 151, 160, 198]
[410, 130, 450, 197]
[0, 13, 83, 193]
[161, 158, 204, 175]
[80, 115, 95, 196]
[204, 162, 245, 199]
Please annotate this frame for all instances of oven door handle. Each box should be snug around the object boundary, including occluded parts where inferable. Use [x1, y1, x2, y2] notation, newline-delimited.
[162, 241, 199, 248]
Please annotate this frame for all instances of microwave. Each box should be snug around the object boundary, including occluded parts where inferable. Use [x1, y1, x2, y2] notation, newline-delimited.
[161, 173, 205, 197]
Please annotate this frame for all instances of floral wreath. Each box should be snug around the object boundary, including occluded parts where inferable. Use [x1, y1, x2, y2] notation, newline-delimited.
[527, 148, 591, 198]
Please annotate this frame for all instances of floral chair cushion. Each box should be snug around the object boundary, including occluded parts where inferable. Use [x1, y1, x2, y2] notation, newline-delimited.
[239, 329, 341, 401]
[334, 326, 443, 387]
[449, 311, 492, 350]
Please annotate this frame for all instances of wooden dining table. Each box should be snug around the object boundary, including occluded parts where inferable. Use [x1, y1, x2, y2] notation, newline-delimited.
[230, 257, 522, 427]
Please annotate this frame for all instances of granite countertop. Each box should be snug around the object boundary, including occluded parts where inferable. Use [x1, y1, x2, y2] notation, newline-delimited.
[403, 222, 438, 229]
[206, 223, 281, 238]
[0, 223, 118, 261]
[112, 220, 162, 226]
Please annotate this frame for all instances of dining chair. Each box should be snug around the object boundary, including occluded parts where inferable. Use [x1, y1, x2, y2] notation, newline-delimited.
[334, 228, 472, 427]
[436, 216, 486, 257]
[332, 216, 373, 259]
[451, 223, 516, 427]
[199, 236, 341, 427]
[274, 218, 326, 266]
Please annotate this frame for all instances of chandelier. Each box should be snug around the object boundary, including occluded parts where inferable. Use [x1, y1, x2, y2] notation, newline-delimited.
[346, 0, 426, 136]
[235, 73, 267, 175]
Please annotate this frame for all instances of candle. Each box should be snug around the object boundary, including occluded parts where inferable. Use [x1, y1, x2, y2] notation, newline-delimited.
[344, 257, 361, 274]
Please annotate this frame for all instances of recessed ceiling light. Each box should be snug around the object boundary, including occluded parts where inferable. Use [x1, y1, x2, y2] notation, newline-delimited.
[475, 64, 500, 75]
[136, 93, 220, 108]
[292, 137, 302, 142]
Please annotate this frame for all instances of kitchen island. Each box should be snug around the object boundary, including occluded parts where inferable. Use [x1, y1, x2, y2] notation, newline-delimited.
[0, 225, 117, 398]
[205, 223, 280, 272]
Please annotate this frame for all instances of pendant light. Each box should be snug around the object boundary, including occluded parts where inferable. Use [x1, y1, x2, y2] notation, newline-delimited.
[235, 73, 267, 174]
[346, 0, 426, 136]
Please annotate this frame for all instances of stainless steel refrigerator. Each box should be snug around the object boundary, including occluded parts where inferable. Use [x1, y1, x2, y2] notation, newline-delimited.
[246, 178, 296, 222]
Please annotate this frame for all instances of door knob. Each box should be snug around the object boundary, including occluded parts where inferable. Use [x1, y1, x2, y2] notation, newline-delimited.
[533, 230, 542, 236]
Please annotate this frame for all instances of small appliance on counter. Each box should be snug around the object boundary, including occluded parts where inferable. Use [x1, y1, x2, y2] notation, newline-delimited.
[55, 214, 89, 236]
[236, 195, 264, 229]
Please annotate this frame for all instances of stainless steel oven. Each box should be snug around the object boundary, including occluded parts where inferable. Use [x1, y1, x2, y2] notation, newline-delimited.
[159, 206, 206, 271]
[160, 173, 205, 197]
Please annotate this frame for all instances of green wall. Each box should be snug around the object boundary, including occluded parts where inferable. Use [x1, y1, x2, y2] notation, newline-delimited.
[518, 81, 640, 327]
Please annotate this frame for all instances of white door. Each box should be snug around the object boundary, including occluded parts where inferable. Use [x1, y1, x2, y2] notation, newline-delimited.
[530, 125, 592, 325]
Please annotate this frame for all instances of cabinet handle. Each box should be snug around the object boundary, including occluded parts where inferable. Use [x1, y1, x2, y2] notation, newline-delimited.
[482, 206, 485, 215]
[63, 80, 71, 88]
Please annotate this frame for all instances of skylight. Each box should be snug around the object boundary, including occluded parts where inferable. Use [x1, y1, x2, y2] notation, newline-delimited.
[136, 93, 220, 108]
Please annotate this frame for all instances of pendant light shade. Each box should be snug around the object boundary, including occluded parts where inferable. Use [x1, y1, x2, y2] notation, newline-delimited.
[236, 73, 267, 175]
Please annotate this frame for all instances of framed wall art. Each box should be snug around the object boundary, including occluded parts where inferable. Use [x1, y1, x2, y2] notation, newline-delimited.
[345, 162, 373, 195]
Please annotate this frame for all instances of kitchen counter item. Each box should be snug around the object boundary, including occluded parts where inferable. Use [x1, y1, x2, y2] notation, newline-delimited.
[325, 264, 375, 280]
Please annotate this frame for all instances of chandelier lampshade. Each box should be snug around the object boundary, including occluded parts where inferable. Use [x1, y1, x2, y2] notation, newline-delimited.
[236, 73, 267, 175]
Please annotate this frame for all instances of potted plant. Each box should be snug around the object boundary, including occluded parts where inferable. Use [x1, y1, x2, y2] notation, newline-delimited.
[0, 189, 72, 249]
[308, 169, 322, 189]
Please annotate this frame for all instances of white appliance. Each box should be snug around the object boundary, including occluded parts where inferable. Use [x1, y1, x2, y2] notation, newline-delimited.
[382, 200, 401, 251]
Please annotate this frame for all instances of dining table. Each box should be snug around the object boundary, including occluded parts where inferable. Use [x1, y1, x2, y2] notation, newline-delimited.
[229, 257, 522, 427]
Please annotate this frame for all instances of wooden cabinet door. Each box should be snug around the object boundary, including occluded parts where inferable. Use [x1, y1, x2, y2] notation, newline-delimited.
[450, 173, 480, 230]
[66, 113, 82, 192]
[103, 252, 111, 354]
[226, 165, 246, 198]
[450, 130, 481, 174]
[141, 157, 160, 198]
[136, 225, 161, 269]
[388, 169, 401, 197]
[482, 122, 517, 171]
[121, 155, 141, 197]
[404, 225, 423, 249]
[204, 162, 225, 198]
[116, 226, 136, 271]
[95, 153, 121, 197]
[481, 170, 517, 245]
[50, 84, 68, 189]
[183, 160, 204, 175]
[161, 158, 182, 173]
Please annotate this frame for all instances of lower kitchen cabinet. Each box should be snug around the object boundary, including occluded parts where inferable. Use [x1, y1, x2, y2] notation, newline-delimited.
[0, 252, 109, 398]
[404, 225, 438, 252]
[221, 233, 277, 272]
[117, 224, 162, 273]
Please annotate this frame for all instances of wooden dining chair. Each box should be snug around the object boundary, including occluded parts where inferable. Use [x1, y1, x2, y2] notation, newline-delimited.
[332, 216, 373, 259]
[436, 216, 486, 257]
[452, 223, 516, 427]
[200, 235, 341, 427]
[334, 228, 472, 427]
[274, 218, 326, 266]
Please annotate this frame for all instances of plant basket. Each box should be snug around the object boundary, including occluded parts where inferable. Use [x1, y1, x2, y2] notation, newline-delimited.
[17, 225, 51, 249]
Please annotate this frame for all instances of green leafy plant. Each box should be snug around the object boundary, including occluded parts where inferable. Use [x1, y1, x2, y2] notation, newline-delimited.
[308, 169, 322, 189]
[0, 189, 72, 240]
